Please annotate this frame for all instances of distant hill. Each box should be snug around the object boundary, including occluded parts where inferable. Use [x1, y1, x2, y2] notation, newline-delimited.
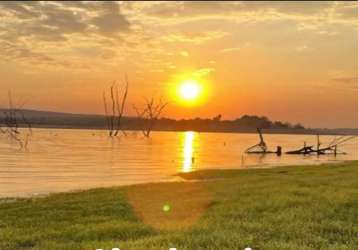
[0, 108, 357, 135]
[0, 109, 107, 129]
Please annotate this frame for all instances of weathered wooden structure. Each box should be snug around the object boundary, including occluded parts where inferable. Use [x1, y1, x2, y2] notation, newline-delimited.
[245, 129, 355, 156]
[286, 135, 355, 155]
[245, 128, 282, 155]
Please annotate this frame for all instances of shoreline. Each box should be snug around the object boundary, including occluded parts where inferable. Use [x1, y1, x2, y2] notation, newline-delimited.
[1, 161, 358, 249]
[1, 160, 355, 200]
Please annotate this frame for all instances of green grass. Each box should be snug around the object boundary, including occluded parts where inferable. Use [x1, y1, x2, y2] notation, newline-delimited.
[1, 162, 358, 250]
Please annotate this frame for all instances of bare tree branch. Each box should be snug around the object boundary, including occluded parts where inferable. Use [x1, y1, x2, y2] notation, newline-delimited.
[113, 78, 128, 136]
[103, 91, 111, 135]
[0, 91, 32, 149]
[109, 83, 116, 136]
[103, 77, 129, 137]
[134, 95, 168, 137]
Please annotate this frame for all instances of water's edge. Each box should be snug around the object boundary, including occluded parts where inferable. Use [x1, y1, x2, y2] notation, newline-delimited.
[1, 160, 354, 200]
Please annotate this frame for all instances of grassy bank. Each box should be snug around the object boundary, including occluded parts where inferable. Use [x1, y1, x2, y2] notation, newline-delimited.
[1, 162, 358, 250]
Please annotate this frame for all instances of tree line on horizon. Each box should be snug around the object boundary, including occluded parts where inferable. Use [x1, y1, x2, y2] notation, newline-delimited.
[144, 114, 305, 132]
[0, 110, 305, 132]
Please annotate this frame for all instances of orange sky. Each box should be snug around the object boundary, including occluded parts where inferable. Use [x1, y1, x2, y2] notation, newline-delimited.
[1, 1, 358, 128]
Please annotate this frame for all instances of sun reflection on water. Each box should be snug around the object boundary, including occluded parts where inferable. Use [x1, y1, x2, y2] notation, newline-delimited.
[182, 131, 196, 173]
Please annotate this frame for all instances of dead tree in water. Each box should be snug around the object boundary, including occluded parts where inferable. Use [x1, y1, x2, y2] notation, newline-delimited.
[103, 77, 129, 137]
[133, 96, 168, 138]
[0, 91, 32, 149]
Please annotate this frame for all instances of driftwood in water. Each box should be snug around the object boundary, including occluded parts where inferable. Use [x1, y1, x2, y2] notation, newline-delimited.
[246, 147, 281, 155]
[245, 128, 282, 155]
[245, 128, 267, 153]
[313, 135, 355, 155]
[286, 135, 355, 155]
[286, 142, 315, 155]
[315, 145, 346, 155]
[245, 130, 355, 157]
[286, 146, 315, 155]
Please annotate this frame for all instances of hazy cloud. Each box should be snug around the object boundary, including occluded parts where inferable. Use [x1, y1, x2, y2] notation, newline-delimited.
[0, 1, 358, 71]
[0, 1, 40, 19]
[193, 68, 215, 78]
[0, 40, 55, 64]
[220, 47, 241, 53]
[0, 1, 132, 66]
[162, 31, 228, 44]
[138, 1, 334, 20]
[336, 4, 358, 20]
[91, 2, 130, 34]
[0, 1, 131, 40]
[333, 77, 358, 90]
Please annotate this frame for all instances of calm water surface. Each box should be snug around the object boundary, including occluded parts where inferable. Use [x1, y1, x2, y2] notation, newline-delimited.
[0, 128, 357, 197]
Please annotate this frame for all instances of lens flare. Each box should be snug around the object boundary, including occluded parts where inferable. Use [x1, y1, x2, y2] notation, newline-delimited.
[163, 204, 171, 212]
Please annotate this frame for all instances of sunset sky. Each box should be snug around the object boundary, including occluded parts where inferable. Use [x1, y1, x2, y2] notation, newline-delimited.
[1, 1, 358, 128]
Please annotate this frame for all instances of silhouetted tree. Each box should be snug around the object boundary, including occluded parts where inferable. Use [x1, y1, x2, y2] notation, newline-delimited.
[294, 123, 304, 129]
[213, 114, 222, 122]
[235, 115, 272, 129]
[133, 96, 168, 137]
[103, 76, 129, 136]
[0, 91, 32, 149]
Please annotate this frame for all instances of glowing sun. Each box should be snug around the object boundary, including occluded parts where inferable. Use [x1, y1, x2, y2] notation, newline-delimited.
[179, 80, 201, 101]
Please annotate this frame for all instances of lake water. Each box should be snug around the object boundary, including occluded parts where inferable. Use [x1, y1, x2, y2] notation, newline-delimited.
[0, 128, 357, 198]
